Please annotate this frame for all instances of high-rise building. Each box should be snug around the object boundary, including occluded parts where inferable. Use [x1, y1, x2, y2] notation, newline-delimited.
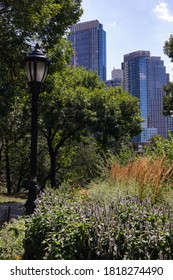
[147, 56, 171, 139]
[68, 20, 106, 81]
[111, 68, 123, 81]
[122, 50, 170, 141]
[106, 68, 123, 87]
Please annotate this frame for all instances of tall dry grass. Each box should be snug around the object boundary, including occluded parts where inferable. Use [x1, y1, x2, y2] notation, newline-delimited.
[110, 156, 173, 202]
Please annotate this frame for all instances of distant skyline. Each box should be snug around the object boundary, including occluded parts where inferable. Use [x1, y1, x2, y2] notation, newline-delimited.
[80, 0, 173, 81]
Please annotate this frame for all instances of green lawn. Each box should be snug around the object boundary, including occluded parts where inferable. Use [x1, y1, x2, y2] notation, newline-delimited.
[0, 193, 26, 204]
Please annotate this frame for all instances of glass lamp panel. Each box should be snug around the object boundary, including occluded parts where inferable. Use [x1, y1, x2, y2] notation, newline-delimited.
[42, 66, 48, 83]
[36, 61, 47, 83]
[30, 61, 35, 81]
[25, 61, 33, 82]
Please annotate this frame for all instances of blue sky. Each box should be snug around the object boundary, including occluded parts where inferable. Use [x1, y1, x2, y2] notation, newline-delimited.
[80, 0, 173, 80]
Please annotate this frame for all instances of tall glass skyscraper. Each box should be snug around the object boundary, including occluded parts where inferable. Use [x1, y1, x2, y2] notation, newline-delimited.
[147, 56, 170, 139]
[122, 51, 170, 141]
[68, 20, 106, 81]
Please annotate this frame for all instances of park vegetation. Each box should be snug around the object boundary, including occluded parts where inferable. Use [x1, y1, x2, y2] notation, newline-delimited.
[0, 1, 173, 260]
[0, 0, 141, 193]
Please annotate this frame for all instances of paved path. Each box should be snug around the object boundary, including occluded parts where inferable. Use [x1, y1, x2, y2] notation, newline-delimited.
[0, 203, 25, 222]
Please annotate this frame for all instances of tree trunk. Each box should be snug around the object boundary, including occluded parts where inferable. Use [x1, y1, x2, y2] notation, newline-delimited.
[5, 138, 11, 194]
[50, 149, 56, 188]
[0, 142, 3, 175]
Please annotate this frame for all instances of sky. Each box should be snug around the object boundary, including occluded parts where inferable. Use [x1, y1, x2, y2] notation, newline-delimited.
[79, 0, 173, 81]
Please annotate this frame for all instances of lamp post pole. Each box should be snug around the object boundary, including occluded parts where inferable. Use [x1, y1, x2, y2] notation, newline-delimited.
[24, 44, 49, 215]
[25, 84, 40, 215]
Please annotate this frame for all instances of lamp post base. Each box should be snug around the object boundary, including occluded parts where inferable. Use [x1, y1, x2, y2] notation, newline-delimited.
[25, 180, 37, 215]
[25, 199, 37, 215]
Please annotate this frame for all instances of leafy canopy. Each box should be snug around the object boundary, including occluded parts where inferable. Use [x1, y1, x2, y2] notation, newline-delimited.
[164, 34, 173, 62]
[40, 66, 142, 152]
[163, 34, 173, 115]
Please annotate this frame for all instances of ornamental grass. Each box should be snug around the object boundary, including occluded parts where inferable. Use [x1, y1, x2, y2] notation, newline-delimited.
[110, 157, 173, 202]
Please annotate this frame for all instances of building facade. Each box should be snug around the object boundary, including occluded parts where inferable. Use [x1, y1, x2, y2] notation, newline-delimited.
[122, 50, 170, 141]
[106, 68, 123, 87]
[111, 68, 123, 81]
[68, 20, 106, 81]
[147, 56, 171, 139]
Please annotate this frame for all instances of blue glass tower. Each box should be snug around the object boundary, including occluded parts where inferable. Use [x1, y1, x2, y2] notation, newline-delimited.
[123, 51, 150, 142]
[147, 57, 170, 138]
[122, 51, 170, 141]
[68, 20, 106, 81]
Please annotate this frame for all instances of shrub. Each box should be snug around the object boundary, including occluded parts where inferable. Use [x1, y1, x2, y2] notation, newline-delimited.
[115, 143, 138, 165]
[145, 132, 173, 161]
[0, 217, 25, 260]
[24, 190, 91, 259]
[24, 190, 173, 260]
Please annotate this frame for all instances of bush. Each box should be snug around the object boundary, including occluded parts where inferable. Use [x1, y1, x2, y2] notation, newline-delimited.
[115, 143, 138, 165]
[0, 217, 25, 260]
[145, 132, 173, 161]
[24, 190, 173, 260]
[24, 190, 91, 259]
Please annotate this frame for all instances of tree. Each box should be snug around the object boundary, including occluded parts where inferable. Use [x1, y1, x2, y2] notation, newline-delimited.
[164, 34, 173, 62]
[0, 0, 83, 119]
[39, 67, 101, 187]
[0, 0, 83, 58]
[0, 66, 142, 191]
[145, 132, 173, 162]
[163, 82, 173, 116]
[88, 86, 142, 152]
[0, 90, 31, 193]
[39, 66, 142, 188]
[0, 0, 83, 193]
[0, 0, 83, 99]
[163, 34, 173, 116]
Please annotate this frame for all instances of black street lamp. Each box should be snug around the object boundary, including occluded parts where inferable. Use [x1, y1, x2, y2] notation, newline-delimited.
[24, 44, 49, 215]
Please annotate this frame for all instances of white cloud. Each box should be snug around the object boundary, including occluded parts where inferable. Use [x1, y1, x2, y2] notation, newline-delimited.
[153, 1, 173, 22]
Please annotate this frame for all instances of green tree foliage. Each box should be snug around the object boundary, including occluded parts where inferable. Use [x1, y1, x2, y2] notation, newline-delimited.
[163, 34, 173, 116]
[0, 93, 31, 192]
[0, 0, 83, 58]
[0, 0, 142, 191]
[0, 66, 142, 191]
[39, 66, 142, 188]
[164, 34, 173, 62]
[48, 135, 104, 187]
[0, 0, 83, 104]
[0, 0, 83, 192]
[0, 0, 83, 106]
[145, 131, 173, 161]
[163, 82, 173, 116]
